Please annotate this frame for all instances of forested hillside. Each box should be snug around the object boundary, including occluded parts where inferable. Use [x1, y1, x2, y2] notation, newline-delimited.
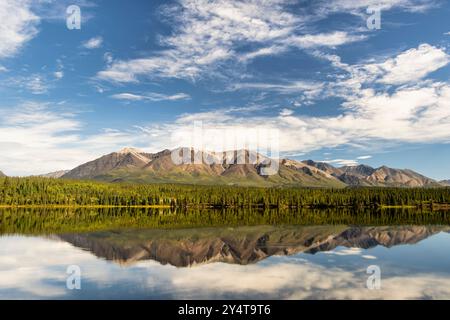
[1, 177, 450, 208]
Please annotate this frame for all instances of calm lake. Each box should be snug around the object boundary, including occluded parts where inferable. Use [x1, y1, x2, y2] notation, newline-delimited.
[1, 208, 450, 299]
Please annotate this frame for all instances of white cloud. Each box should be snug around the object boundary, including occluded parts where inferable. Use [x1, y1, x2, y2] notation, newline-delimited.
[320, 0, 439, 14]
[231, 80, 323, 93]
[97, 1, 367, 83]
[82, 36, 103, 49]
[111, 92, 191, 102]
[110, 93, 144, 101]
[238, 31, 366, 62]
[239, 45, 286, 62]
[375, 44, 449, 85]
[0, 102, 81, 175]
[5, 74, 49, 94]
[54, 71, 64, 79]
[95, 86, 105, 93]
[340, 82, 450, 142]
[0, 102, 150, 176]
[231, 81, 325, 104]
[445, 32, 450, 36]
[233, 44, 449, 106]
[280, 109, 294, 116]
[27, 75, 48, 94]
[357, 155, 372, 160]
[0, 0, 39, 58]
[288, 31, 367, 49]
[314, 44, 449, 91]
[94, 0, 440, 84]
[4, 60, 65, 95]
[54, 58, 64, 79]
[98, 0, 297, 82]
[146, 92, 191, 101]
[137, 81, 450, 156]
[103, 52, 113, 64]
[323, 159, 360, 167]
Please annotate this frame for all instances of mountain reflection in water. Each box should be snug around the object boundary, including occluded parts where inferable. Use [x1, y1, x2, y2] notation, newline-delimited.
[2, 224, 450, 299]
[57, 225, 450, 267]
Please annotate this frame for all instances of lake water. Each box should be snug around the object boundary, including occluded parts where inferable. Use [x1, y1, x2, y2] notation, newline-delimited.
[1, 217, 450, 299]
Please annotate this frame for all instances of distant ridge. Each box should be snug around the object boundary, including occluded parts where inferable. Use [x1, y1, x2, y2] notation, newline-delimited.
[60, 147, 444, 188]
[39, 170, 70, 179]
[304, 160, 440, 187]
[0, 170, 5, 177]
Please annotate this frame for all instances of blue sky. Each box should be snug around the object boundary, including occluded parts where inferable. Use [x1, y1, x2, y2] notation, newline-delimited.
[0, 0, 449, 179]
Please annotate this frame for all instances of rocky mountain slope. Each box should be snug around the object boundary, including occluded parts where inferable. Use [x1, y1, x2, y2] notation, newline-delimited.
[62, 147, 157, 179]
[61, 147, 444, 187]
[62, 147, 346, 188]
[304, 161, 440, 187]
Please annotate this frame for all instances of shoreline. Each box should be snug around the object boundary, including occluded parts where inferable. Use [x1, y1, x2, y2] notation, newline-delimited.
[0, 204, 449, 210]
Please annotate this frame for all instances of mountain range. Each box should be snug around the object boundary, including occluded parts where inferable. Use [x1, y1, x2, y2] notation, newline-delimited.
[58, 147, 446, 188]
[61, 147, 347, 187]
[57, 225, 450, 267]
[1, 147, 448, 188]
